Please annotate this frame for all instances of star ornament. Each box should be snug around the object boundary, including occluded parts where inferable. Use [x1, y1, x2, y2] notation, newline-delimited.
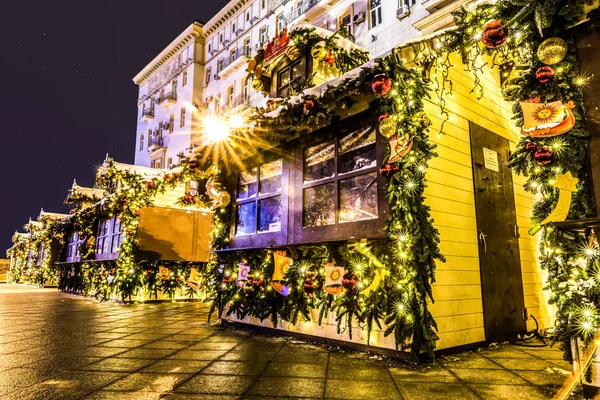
[554, 171, 578, 192]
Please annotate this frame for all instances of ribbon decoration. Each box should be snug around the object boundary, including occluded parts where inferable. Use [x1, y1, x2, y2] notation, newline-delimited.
[323, 263, 345, 296]
[541, 171, 579, 225]
[388, 135, 414, 163]
[271, 281, 290, 296]
[158, 265, 170, 281]
[187, 267, 203, 290]
[236, 262, 250, 288]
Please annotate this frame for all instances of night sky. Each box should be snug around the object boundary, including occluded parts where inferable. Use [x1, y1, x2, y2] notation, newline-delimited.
[2, 1, 226, 252]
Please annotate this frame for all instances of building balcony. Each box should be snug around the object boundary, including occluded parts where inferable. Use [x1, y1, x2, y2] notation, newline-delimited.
[159, 92, 177, 108]
[283, 0, 329, 24]
[148, 136, 165, 154]
[218, 47, 251, 78]
[422, 0, 456, 12]
[140, 109, 155, 123]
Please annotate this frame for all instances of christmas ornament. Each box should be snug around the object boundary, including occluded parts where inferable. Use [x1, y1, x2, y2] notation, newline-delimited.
[379, 163, 400, 177]
[236, 262, 250, 288]
[187, 268, 202, 290]
[247, 59, 257, 73]
[537, 37, 568, 65]
[519, 100, 575, 137]
[525, 142, 538, 153]
[303, 99, 315, 114]
[206, 176, 231, 208]
[243, 281, 256, 295]
[341, 274, 358, 290]
[303, 278, 316, 295]
[371, 74, 392, 96]
[310, 42, 327, 60]
[222, 275, 234, 284]
[272, 250, 292, 281]
[324, 51, 336, 65]
[158, 265, 170, 280]
[541, 171, 579, 225]
[535, 66, 555, 83]
[379, 114, 397, 139]
[145, 181, 156, 189]
[360, 268, 387, 297]
[481, 20, 507, 49]
[286, 45, 300, 59]
[255, 65, 263, 79]
[252, 277, 265, 289]
[413, 111, 431, 129]
[388, 135, 414, 163]
[252, 78, 264, 91]
[533, 146, 553, 165]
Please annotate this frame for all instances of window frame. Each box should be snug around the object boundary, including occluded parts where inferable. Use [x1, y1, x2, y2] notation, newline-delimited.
[206, 67, 212, 84]
[66, 231, 83, 262]
[182, 69, 188, 86]
[276, 58, 303, 98]
[180, 107, 186, 127]
[370, 0, 383, 28]
[95, 216, 123, 260]
[259, 25, 268, 45]
[290, 113, 389, 244]
[169, 114, 174, 133]
[139, 134, 144, 151]
[228, 151, 290, 249]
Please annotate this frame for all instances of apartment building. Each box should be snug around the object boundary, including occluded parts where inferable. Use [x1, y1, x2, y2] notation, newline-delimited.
[133, 0, 462, 168]
[133, 22, 205, 169]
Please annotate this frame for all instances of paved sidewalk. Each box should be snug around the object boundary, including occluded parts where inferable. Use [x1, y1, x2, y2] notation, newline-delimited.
[0, 284, 581, 399]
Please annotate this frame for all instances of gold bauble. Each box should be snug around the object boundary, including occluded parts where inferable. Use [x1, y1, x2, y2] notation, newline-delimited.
[311, 42, 327, 61]
[252, 78, 264, 91]
[537, 37, 568, 65]
[413, 111, 431, 129]
[286, 45, 300, 59]
[379, 116, 397, 139]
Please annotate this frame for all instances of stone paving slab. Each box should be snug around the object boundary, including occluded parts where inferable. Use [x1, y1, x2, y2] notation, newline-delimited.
[0, 284, 585, 399]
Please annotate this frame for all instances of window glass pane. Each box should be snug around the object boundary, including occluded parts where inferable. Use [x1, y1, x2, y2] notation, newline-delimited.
[260, 159, 282, 195]
[238, 166, 258, 200]
[279, 68, 290, 88]
[304, 140, 335, 183]
[291, 63, 302, 80]
[339, 125, 377, 174]
[339, 172, 378, 223]
[303, 183, 335, 227]
[259, 196, 282, 233]
[236, 202, 257, 236]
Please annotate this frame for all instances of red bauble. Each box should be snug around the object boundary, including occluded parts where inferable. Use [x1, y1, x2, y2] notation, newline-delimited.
[341, 274, 358, 290]
[303, 278, 316, 295]
[525, 142, 538, 153]
[222, 275, 234, 284]
[535, 66, 555, 84]
[534, 146, 553, 165]
[481, 20, 507, 49]
[252, 278, 265, 288]
[304, 99, 315, 112]
[371, 74, 392, 96]
[324, 52, 336, 65]
[146, 181, 156, 189]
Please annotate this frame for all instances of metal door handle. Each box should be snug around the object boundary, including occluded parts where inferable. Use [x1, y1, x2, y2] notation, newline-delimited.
[479, 230, 487, 254]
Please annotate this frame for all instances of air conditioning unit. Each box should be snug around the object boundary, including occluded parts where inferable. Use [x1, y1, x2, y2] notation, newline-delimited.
[396, 4, 410, 20]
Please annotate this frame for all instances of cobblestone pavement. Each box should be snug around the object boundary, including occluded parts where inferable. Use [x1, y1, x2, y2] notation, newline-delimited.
[0, 285, 581, 400]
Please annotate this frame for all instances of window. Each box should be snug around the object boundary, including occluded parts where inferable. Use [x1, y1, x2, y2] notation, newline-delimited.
[370, 0, 382, 28]
[219, 32, 224, 44]
[277, 13, 286, 33]
[167, 157, 173, 167]
[147, 129, 152, 147]
[180, 107, 186, 127]
[340, 13, 352, 35]
[246, 10, 251, 22]
[261, 0, 266, 9]
[235, 158, 283, 236]
[259, 26, 268, 45]
[182, 70, 188, 86]
[206, 67, 212, 84]
[232, 22, 237, 33]
[66, 231, 84, 261]
[277, 59, 303, 97]
[169, 115, 174, 133]
[152, 159, 162, 169]
[302, 125, 378, 228]
[399, 0, 416, 6]
[96, 217, 123, 257]
[188, 179, 206, 196]
[244, 37, 251, 56]
[243, 76, 251, 100]
[217, 58, 224, 74]
[228, 85, 235, 105]
[139, 134, 144, 151]
[208, 43, 212, 54]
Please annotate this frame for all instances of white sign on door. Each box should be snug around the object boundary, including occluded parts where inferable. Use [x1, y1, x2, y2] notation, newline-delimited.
[483, 148, 499, 172]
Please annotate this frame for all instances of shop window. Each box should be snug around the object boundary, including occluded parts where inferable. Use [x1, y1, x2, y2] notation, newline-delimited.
[96, 216, 123, 258]
[66, 231, 82, 261]
[235, 158, 284, 236]
[277, 59, 303, 98]
[296, 123, 384, 242]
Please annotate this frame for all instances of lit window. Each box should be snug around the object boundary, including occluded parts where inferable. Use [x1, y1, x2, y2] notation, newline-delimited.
[259, 26, 268, 44]
[370, 0, 382, 28]
[277, 59, 303, 97]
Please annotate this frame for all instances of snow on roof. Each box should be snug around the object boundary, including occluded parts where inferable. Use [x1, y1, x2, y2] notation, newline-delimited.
[111, 162, 171, 177]
[70, 183, 106, 200]
[298, 24, 370, 55]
